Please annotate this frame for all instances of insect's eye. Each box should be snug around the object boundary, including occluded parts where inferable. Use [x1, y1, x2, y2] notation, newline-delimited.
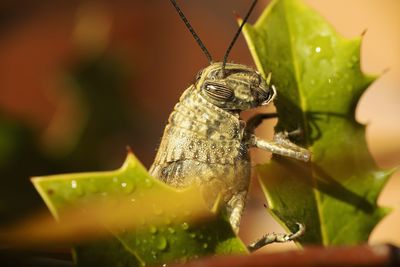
[204, 82, 234, 101]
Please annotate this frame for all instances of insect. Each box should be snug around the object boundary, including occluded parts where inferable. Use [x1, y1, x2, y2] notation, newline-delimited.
[149, 0, 310, 251]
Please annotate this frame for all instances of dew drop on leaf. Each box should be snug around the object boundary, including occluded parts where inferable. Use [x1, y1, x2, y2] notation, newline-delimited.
[156, 236, 168, 251]
[144, 178, 153, 188]
[70, 180, 84, 197]
[149, 226, 158, 234]
[181, 222, 189, 230]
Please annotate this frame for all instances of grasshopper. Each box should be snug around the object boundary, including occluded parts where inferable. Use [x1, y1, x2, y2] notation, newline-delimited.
[149, 0, 310, 251]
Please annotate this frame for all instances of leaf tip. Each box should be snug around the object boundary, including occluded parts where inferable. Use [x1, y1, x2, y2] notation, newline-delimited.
[361, 28, 368, 37]
[122, 149, 139, 169]
[125, 145, 133, 155]
[30, 176, 42, 187]
[233, 11, 241, 21]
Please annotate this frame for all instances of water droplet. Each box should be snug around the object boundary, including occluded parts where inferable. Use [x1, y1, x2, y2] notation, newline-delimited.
[120, 181, 135, 194]
[189, 233, 196, 238]
[168, 227, 175, 234]
[113, 177, 119, 183]
[315, 46, 321, 53]
[87, 180, 99, 193]
[70, 180, 84, 196]
[162, 264, 167, 267]
[211, 144, 216, 149]
[203, 243, 208, 249]
[156, 236, 168, 251]
[328, 78, 333, 84]
[145, 179, 153, 188]
[181, 222, 189, 230]
[188, 143, 194, 150]
[151, 251, 157, 260]
[149, 226, 158, 234]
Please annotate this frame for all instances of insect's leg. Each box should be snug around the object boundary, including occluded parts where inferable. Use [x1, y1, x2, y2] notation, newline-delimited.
[227, 191, 247, 234]
[247, 223, 305, 252]
[246, 113, 278, 134]
[249, 134, 311, 162]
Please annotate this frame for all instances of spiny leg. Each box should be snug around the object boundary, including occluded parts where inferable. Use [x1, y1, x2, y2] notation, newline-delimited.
[246, 114, 310, 161]
[250, 134, 311, 162]
[247, 223, 305, 253]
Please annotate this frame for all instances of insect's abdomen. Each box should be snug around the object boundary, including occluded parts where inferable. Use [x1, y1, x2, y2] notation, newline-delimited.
[149, 86, 251, 205]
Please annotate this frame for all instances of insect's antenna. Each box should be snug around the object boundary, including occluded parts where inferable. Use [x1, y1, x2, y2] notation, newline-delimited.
[169, 0, 213, 63]
[221, 0, 258, 77]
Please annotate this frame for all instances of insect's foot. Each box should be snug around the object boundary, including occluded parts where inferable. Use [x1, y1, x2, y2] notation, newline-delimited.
[289, 222, 306, 240]
[247, 223, 305, 253]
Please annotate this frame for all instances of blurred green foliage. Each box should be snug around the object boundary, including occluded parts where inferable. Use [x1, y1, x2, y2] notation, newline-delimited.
[0, 51, 152, 224]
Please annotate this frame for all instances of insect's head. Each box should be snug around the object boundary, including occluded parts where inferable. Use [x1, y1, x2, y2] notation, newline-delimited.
[195, 62, 276, 111]
[170, 0, 272, 112]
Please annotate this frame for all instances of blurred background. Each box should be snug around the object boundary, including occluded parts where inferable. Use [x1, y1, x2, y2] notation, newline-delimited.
[0, 0, 398, 253]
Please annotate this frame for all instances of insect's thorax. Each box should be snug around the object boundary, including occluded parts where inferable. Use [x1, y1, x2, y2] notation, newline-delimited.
[149, 85, 251, 202]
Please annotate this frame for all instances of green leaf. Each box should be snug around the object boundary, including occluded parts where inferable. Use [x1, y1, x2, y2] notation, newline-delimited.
[242, 0, 393, 245]
[32, 152, 246, 266]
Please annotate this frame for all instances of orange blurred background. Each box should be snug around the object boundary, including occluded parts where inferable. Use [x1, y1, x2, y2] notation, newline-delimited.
[0, 0, 398, 252]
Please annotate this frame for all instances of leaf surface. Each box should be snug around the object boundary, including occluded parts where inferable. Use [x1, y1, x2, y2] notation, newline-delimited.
[242, 0, 393, 245]
[32, 152, 246, 266]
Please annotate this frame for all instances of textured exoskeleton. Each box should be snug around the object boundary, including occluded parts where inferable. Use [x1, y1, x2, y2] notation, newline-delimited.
[149, 62, 310, 233]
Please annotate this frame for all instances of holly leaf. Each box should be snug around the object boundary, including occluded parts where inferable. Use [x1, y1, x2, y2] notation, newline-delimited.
[242, 0, 393, 245]
[32, 152, 246, 266]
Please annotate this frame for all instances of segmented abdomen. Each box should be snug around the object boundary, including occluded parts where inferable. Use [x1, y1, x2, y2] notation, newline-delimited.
[149, 86, 251, 203]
